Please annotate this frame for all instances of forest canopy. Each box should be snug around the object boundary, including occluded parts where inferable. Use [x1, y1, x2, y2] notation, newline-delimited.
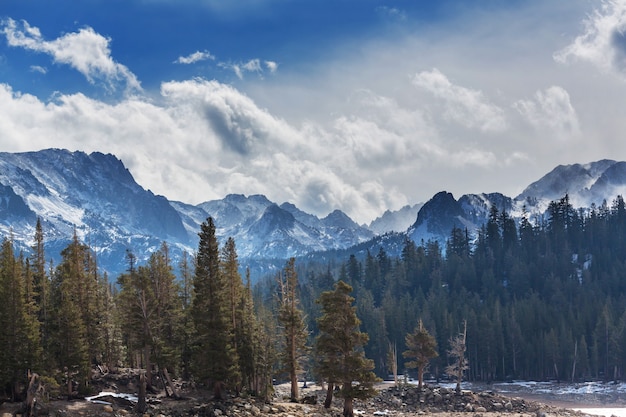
[2, 194, 626, 403]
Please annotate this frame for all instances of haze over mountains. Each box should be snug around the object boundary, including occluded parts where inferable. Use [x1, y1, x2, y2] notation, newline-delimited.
[0, 149, 623, 279]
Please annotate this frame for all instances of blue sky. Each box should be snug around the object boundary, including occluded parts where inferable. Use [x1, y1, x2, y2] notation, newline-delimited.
[0, 0, 625, 224]
[1, 0, 491, 95]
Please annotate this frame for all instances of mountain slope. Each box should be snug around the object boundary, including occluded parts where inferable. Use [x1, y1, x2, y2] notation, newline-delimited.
[0, 149, 375, 277]
[181, 195, 374, 259]
[0, 149, 191, 276]
[407, 160, 626, 248]
[516, 159, 619, 210]
[369, 203, 423, 234]
[3, 150, 626, 279]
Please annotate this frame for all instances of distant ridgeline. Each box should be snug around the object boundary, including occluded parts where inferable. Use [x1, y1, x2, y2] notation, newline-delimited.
[1, 149, 625, 283]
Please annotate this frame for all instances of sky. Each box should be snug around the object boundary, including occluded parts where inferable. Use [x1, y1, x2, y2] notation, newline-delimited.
[1, 0, 626, 225]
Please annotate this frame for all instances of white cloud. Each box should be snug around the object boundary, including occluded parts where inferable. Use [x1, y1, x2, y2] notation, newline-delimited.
[0, 78, 362, 221]
[554, 0, 626, 78]
[174, 50, 215, 64]
[375, 6, 407, 22]
[514, 86, 581, 139]
[242, 59, 261, 72]
[30, 65, 47, 74]
[5, 1, 624, 224]
[412, 68, 507, 132]
[219, 58, 274, 79]
[1, 18, 141, 92]
[265, 60, 278, 73]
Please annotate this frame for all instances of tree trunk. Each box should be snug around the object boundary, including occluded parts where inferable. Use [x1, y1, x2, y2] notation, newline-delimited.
[417, 366, 424, 389]
[388, 342, 398, 386]
[66, 368, 73, 400]
[24, 373, 40, 417]
[343, 396, 354, 417]
[213, 380, 224, 401]
[144, 344, 152, 391]
[163, 368, 181, 399]
[324, 382, 334, 408]
[571, 340, 578, 383]
[290, 358, 298, 402]
[136, 372, 147, 414]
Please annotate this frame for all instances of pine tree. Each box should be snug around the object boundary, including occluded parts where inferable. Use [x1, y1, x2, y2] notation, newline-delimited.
[117, 243, 182, 390]
[221, 237, 244, 393]
[277, 258, 308, 402]
[31, 218, 50, 358]
[49, 232, 99, 396]
[403, 319, 438, 389]
[191, 218, 238, 400]
[179, 251, 194, 380]
[254, 300, 278, 401]
[100, 275, 123, 368]
[21, 255, 44, 372]
[237, 269, 259, 394]
[0, 237, 42, 400]
[315, 280, 378, 417]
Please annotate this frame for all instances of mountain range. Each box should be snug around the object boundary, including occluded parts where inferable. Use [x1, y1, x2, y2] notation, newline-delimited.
[0, 149, 624, 280]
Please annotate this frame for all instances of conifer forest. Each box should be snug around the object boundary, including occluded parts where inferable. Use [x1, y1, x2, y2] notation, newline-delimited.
[3, 194, 626, 404]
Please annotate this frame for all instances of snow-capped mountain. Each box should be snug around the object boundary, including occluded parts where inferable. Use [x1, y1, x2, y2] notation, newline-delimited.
[369, 203, 423, 234]
[409, 160, 626, 247]
[173, 194, 374, 260]
[0, 149, 374, 277]
[1, 149, 626, 278]
[0, 149, 190, 277]
[516, 159, 618, 211]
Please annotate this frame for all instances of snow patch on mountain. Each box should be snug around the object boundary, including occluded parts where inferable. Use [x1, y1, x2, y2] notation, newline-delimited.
[3, 150, 626, 279]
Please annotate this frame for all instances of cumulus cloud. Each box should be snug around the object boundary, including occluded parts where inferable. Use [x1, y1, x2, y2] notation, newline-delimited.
[160, 78, 298, 154]
[412, 68, 507, 132]
[174, 50, 215, 64]
[554, 0, 626, 77]
[1, 18, 141, 92]
[0, 73, 502, 224]
[0, 78, 371, 222]
[514, 86, 581, 139]
[4, 2, 614, 224]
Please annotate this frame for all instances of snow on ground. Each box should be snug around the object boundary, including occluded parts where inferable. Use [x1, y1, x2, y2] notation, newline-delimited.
[282, 380, 626, 415]
[575, 409, 626, 417]
[85, 391, 138, 405]
[493, 380, 626, 395]
[424, 380, 626, 414]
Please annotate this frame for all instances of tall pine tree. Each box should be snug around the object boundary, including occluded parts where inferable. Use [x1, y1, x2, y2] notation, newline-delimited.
[49, 233, 94, 396]
[191, 218, 238, 400]
[0, 237, 42, 400]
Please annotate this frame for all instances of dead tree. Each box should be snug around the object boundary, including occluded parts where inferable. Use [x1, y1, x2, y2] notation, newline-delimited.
[445, 320, 468, 394]
[24, 372, 43, 417]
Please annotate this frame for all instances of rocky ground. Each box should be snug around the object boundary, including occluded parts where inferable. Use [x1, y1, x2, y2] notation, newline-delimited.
[0, 370, 613, 417]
